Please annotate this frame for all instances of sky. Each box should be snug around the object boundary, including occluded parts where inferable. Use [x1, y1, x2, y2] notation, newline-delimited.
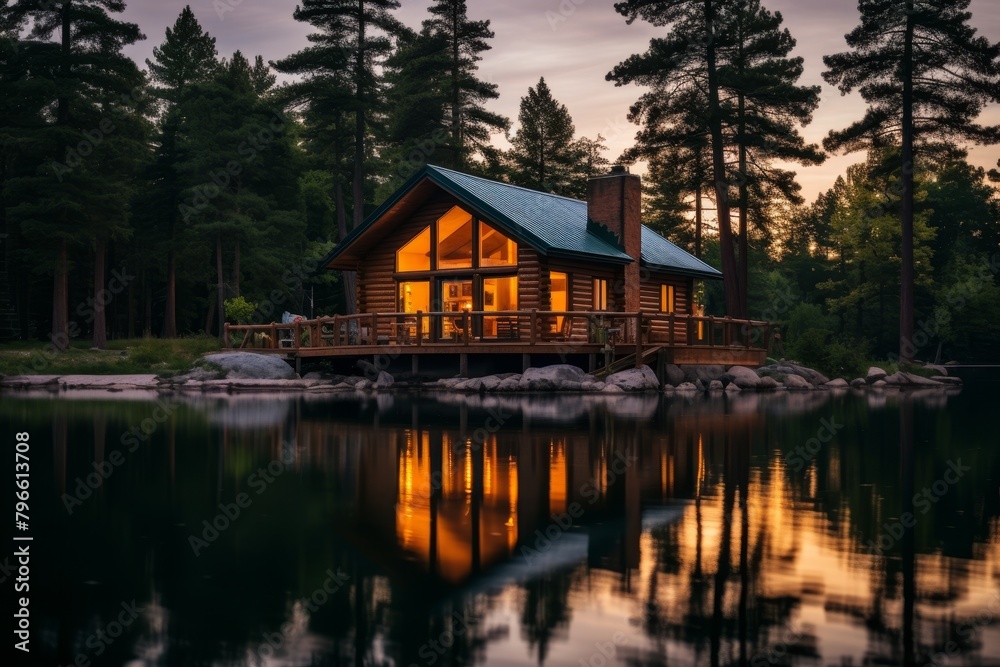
[122, 0, 1000, 204]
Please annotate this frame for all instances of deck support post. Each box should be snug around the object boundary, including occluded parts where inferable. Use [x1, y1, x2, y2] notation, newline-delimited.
[589, 353, 597, 373]
[411, 355, 419, 376]
[295, 355, 301, 377]
[459, 353, 468, 378]
[522, 354, 530, 372]
[656, 348, 666, 391]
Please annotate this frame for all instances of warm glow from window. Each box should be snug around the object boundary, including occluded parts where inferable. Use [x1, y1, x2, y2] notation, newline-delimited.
[437, 206, 474, 269]
[396, 226, 431, 272]
[479, 221, 517, 266]
[661, 284, 675, 313]
[593, 278, 608, 310]
[551, 271, 568, 329]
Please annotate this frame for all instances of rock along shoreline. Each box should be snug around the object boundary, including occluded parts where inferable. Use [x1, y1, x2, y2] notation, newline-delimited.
[0, 352, 962, 395]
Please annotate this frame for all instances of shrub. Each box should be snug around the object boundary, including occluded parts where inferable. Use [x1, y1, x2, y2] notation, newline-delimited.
[224, 296, 257, 325]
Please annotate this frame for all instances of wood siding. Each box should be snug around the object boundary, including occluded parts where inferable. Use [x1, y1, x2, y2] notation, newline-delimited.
[640, 273, 693, 343]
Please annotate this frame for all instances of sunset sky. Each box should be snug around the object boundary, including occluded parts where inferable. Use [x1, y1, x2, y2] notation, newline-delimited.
[122, 0, 1000, 203]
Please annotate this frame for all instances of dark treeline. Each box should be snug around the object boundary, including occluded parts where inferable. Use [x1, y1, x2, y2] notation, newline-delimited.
[1, 0, 999, 365]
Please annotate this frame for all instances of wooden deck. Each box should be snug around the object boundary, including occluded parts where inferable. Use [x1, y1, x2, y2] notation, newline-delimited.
[224, 310, 770, 372]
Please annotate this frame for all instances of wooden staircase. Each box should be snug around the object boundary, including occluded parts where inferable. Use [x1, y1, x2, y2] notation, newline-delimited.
[592, 345, 665, 379]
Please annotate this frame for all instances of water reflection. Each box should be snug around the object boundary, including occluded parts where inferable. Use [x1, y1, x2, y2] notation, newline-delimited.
[1, 386, 997, 667]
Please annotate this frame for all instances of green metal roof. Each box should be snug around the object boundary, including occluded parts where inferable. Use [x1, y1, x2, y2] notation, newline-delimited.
[322, 164, 722, 279]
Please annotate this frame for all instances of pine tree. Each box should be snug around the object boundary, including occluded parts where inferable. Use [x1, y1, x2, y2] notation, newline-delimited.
[823, 0, 1000, 362]
[611, 0, 742, 318]
[423, 0, 508, 170]
[275, 0, 402, 313]
[146, 6, 219, 337]
[0, 0, 146, 349]
[508, 78, 578, 194]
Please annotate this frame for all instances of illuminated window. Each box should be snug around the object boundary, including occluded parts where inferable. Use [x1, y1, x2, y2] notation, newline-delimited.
[396, 226, 431, 272]
[479, 222, 517, 266]
[593, 278, 608, 310]
[399, 281, 430, 334]
[660, 284, 675, 313]
[437, 206, 473, 269]
[550, 271, 568, 329]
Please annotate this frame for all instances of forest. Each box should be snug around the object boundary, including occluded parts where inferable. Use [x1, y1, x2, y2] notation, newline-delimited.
[1, 0, 999, 369]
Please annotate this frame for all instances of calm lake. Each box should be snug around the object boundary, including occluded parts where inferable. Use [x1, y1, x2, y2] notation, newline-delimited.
[2, 387, 998, 667]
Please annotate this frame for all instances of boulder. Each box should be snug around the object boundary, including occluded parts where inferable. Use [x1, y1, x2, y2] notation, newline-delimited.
[708, 380, 724, 392]
[757, 363, 829, 386]
[682, 364, 726, 385]
[519, 365, 586, 390]
[850, 378, 867, 388]
[884, 371, 907, 385]
[695, 379, 705, 392]
[200, 352, 297, 380]
[602, 383, 625, 393]
[902, 372, 945, 387]
[724, 365, 762, 389]
[456, 378, 484, 392]
[866, 366, 888, 383]
[605, 366, 660, 392]
[581, 381, 606, 392]
[784, 374, 814, 390]
[872, 380, 887, 388]
[374, 371, 394, 389]
[664, 364, 685, 387]
[676, 382, 699, 391]
[496, 376, 522, 392]
[923, 363, 948, 376]
[931, 375, 962, 386]
[825, 378, 849, 388]
[480, 375, 504, 392]
[757, 376, 782, 390]
[355, 379, 373, 390]
[724, 382, 742, 393]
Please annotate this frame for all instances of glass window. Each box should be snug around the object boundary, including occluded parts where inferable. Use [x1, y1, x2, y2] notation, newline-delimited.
[483, 277, 518, 339]
[479, 221, 517, 267]
[399, 281, 430, 336]
[550, 271, 568, 330]
[437, 206, 474, 269]
[396, 227, 431, 272]
[660, 284, 675, 313]
[593, 278, 608, 310]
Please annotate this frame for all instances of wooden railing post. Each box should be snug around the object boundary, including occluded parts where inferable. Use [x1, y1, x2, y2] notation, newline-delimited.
[529, 309, 537, 345]
[371, 313, 377, 345]
[723, 316, 731, 346]
[464, 311, 470, 346]
[270, 323, 277, 349]
[669, 313, 675, 346]
[416, 311, 423, 347]
[223, 323, 230, 348]
[708, 316, 715, 347]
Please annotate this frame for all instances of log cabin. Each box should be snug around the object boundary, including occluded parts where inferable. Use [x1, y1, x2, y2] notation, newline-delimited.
[320, 164, 722, 346]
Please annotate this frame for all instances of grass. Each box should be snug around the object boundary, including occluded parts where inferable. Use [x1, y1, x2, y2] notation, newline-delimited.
[0, 336, 221, 377]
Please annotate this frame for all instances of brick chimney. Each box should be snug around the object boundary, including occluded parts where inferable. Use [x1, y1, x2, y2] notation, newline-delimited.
[587, 165, 641, 312]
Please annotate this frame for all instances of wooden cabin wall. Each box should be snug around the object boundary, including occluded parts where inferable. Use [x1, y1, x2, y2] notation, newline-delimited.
[544, 259, 623, 339]
[517, 247, 541, 338]
[640, 273, 693, 343]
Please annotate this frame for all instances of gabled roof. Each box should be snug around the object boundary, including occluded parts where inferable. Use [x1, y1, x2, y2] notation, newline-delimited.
[322, 165, 722, 279]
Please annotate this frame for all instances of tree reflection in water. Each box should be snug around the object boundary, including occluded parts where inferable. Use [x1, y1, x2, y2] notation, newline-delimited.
[3, 386, 997, 666]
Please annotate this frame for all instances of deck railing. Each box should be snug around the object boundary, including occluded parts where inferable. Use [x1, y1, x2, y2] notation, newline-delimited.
[223, 310, 772, 354]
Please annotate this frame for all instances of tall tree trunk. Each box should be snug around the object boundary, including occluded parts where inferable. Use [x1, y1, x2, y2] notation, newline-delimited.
[52, 240, 69, 350]
[216, 233, 225, 339]
[143, 270, 152, 338]
[899, 1, 916, 362]
[336, 152, 357, 314]
[737, 93, 749, 319]
[451, 3, 462, 169]
[204, 291, 215, 336]
[695, 181, 703, 258]
[232, 239, 240, 298]
[703, 0, 742, 318]
[164, 248, 177, 338]
[127, 264, 136, 338]
[92, 238, 107, 349]
[51, 2, 72, 350]
[353, 4, 366, 232]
